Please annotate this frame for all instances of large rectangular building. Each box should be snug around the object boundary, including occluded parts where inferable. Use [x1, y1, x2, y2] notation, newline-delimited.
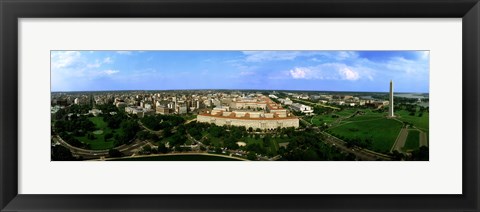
[197, 96, 299, 130]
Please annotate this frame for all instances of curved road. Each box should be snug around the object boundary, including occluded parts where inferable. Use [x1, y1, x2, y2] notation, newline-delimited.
[53, 135, 149, 159]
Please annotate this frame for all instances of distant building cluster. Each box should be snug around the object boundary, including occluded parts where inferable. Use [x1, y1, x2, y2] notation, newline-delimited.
[112, 93, 206, 117]
[282, 92, 392, 109]
[197, 95, 299, 130]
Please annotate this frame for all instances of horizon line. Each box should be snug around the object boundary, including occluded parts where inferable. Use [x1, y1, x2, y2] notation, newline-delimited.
[51, 88, 430, 94]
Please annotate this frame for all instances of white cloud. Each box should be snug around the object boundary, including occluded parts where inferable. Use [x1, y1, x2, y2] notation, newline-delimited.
[51, 51, 81, 69]
[339, 67, 360, 80]
[384, 57, 428, 74]
[86, 57, 114, 68]
[337, 51, 358, 60]
[116, 51, 132, 55]
[242, 51, 359, 63]
[103, 57, 113, 64]
[52, 51, 119, 84]
[102, 70, 119, 75]
[417, 51, 430, 61]
[289, 67, 310, 79]
[346, 54, 428, 79]
[288, 63, 365, 81]
[243, 51, 301, 62]
[87, 60, 102, 68]
[239, 71, 255, 76]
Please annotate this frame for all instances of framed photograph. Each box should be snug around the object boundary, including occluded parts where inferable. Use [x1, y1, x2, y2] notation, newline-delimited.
[1, 0, 479, 211]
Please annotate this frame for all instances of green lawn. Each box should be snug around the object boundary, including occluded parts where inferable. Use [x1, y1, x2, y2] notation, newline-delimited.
[328, 117, 403, 153]
[243, 136, 262, 145]
[346, 110, 385, 122]
[311, 108, 359, 126]
[335, 108, 358, 117]
[395, 110, 429, 131]
[75, 117, 124, 150]
[403, 130, 420, 150]
[241, 135, 284, 155]
[90, 116, 108, 129]
[311, 114, 339, 126]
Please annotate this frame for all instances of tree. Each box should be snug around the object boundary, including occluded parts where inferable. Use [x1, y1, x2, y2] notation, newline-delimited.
[104, 132, 113, 141]
[158, 143, 169, 153]
[391, 150, 404, 160]
[169, 133, 187, 146]
[87, 133, 95, 140]
[108, 148, 123, 157]
[304, 149, 319, 160]
[188, 127, 202, 140]
[51, 145, 75, 161]
[136, 130, 150, 140]
[209, 125, 224, 138]
[163, 127, 173, 138]
[411, 146, 429, 161]
[263, 135, 271, 147]
[247, 152, 257, 160]
[119, 120, 140, 144]
[142, 145, 152, 154]
[202, 137, 211, 146]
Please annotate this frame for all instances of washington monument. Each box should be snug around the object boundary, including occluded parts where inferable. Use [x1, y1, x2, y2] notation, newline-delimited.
[389, 80, 395, 117]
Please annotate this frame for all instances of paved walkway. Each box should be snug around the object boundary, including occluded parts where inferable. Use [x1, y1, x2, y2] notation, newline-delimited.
[391, 127, 409, 153]
[419, 131, 428, 147]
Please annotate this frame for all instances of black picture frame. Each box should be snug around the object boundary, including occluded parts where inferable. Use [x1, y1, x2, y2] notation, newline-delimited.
[1, 0, 479, 211]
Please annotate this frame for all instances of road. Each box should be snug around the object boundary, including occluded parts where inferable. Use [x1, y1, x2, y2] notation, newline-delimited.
[137, 120, 163, 135]
[53, 135, 150, 159]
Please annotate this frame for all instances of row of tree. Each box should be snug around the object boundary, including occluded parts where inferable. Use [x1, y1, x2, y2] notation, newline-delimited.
[54, 115, 95, 135]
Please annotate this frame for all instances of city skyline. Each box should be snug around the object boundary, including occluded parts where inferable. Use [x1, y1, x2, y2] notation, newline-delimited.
[51, 50, 429, 92]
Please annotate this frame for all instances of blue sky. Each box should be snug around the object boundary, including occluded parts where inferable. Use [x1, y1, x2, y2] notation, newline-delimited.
[51, 50, 429, 92]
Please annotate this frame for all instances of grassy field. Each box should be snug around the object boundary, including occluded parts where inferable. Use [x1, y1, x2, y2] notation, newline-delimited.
[241, 135, 281, 155]
[243, 136, 262, 145]
[75, 117, 123, 150]
[395, 110, 429, 131]
[328, 117, 403, 153]
[311, 114, 339, 126]
[112, 154, 243, 161]
[311, 108, 358, 126]
[403, 130, 420, 151]
[335, 108, 358, 117]
[316, 106, 427, 153]
[347, 110, 386, 121]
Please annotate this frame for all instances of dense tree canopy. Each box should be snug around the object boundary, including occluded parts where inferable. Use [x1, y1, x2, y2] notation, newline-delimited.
[51, 145, 76, 161]
[141, 114, 185, 131]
